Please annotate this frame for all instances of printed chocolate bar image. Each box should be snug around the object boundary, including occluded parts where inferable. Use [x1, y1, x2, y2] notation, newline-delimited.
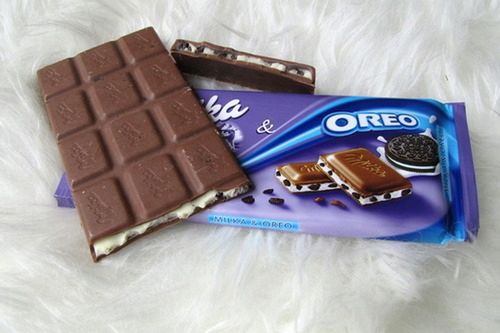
[171, 39, 315, 94]
[318, 148, 412, 206]
[37, 27, 251, 261]
[275, 162, 339, 193]
[385, 134, 439, 173]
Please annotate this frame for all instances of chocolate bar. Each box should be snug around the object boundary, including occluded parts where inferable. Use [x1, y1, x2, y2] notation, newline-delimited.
[318, 148, 412, 205]
[171, 40, 315, 94]
[37, 27, 251, 261]
[275, 162, 338, 193]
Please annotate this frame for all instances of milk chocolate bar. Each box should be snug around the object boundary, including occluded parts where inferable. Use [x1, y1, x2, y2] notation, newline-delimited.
[37, 27, 251, 261]
[276, 162, 338, 193]
[318, 148, 412, 205]
[171, 40, 315, 94]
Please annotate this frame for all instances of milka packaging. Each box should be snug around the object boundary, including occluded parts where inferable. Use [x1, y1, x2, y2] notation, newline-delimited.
[55, 89, 479, 243]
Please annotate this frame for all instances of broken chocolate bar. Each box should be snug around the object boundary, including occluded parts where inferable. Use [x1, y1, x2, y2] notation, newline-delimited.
[37, 27, 251, 261]
[276, 162, 338, 193]
[318, 148, 412, 206]
[171, 40, 315, 94]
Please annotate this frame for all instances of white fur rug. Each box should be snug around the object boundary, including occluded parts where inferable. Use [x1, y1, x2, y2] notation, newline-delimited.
[1, 1, 500, 332]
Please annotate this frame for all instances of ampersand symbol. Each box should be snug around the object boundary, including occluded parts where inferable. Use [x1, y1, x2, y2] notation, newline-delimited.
[256, 119, 276, 134]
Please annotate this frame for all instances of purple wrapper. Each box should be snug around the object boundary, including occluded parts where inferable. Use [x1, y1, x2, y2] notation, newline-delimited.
[54, 174, 75, 208]
[55, 89, 478, 243]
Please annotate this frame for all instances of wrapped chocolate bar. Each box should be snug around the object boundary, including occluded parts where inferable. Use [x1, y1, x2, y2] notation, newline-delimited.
[56, 89, 479, 244]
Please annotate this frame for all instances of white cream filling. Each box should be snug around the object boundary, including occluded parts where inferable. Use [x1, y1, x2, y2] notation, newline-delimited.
[202, 48, 215, 55]
[269, 62, 286, 71]
[181, 43, 195, 52]
[287, 68, 313, 80]
[93, 187, 248, 258]
[275, 172, 338, 193]
[178, 43, 311, 80]
[237, 55, 268, 67]
[317, 160, 411, 206]
[385, 155, 436, 172]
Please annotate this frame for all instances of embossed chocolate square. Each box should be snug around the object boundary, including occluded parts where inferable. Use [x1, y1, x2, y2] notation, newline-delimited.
[37, 27, 251, 261]
[318, 148, 412, 206]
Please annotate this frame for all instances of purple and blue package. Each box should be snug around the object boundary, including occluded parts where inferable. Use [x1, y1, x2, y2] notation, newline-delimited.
[55, 89, 478, 243]
[55, 174, 75, 208]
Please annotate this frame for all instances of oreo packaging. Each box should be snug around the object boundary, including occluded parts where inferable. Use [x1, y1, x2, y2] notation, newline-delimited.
[55, 90, 479, 244]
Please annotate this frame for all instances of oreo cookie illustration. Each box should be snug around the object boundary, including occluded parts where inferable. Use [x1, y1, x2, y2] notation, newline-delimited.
[385, 134, 439, 173]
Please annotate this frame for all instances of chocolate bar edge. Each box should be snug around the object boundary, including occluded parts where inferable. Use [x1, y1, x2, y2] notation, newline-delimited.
[172, 39, 316, 81]
[90, 184, 251, 261]
[171, 39, 315, 93]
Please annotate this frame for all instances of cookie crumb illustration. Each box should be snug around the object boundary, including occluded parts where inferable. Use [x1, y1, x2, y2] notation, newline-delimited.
[330, 199, 347, 209]
[241, 195, 255, 204]
[314, 196, 325, 203]
[269, 197, 285, 205]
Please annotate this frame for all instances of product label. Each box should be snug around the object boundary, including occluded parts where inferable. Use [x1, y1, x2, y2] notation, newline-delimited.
[322, 111, 419, 136]
[208, 214, 300, 232]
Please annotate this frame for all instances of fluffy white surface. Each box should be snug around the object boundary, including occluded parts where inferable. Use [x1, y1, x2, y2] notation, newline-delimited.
[1, 0, 500, 331]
